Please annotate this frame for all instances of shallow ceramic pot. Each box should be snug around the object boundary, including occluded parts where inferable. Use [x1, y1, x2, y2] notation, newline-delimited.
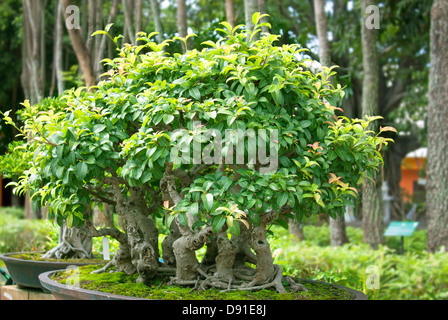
[0, 252, 104, 293]
[39, 269, 368, 301]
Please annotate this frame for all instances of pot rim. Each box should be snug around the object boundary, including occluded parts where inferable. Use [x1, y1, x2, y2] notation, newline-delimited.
[39, 269, 367, 301]
[39, 270, 148, 300]
[300, 278, 368, 300]
[0, 251, 107, 266]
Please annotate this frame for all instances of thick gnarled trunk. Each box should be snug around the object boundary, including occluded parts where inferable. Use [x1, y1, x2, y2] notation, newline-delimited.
[118, 188, 160, 283]
[172, 223, 213, 281]
[87, 164, 306, 294]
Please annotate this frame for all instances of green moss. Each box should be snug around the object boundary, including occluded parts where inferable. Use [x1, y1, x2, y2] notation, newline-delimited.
[9, 252, 107, 264]
[51, 265, 354, 300]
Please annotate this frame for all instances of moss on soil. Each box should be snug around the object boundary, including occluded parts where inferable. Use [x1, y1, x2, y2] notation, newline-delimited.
[51, 265, 354, 300]
[9, 252, 107, 264]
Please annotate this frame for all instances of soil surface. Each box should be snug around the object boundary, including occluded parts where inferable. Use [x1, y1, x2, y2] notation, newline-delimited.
[51, 265, 354, 300]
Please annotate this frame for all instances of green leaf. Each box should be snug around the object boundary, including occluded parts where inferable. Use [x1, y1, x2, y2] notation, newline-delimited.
[178, 212, 188, 226]
[77, 162, 88, 181]
[275, 217, 289, 230]
[67, 213, 73, 229]
[189, 202, 199, 216]
[212, 215, 226, 233]
[63, 170, 70, 185]
[277, 191, 288, 207]
[247, 198, 257, 209]
[189, 186, 205, 193]
[299, 181, 311, 187]
[252, 12, 260, 25]
[269, 183, 280, 191]
[93, 124, 106, 134]
[189, 87, 201, 100]
[300, 120, 312, 128]
[256, 179, 269, 187]
[201, 40, 217, 48]
[163, 114, 175, 125]
[192, 220, 206, 230]
[166, 214, 176, 228]
[56, 167, 64, 179]
[335, 148, 345, 161]
[91, 30, 108, 37]
[105, 23, 114, 33]
[202, 193, 214, 212]
[141, 171, 152, 183]
[228, 220, 241, 236]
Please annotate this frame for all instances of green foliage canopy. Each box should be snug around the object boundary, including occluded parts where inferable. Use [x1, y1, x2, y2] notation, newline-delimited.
[2, 16, 392, 235]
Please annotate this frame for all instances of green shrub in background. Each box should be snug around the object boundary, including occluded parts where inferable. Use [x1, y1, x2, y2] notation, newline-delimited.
[0, 207, 121, 256]
[0, 207, 25, 220]
[0, 208, 59, 253]
[270, 225, 448, 300]
[299, 224, 427, 254]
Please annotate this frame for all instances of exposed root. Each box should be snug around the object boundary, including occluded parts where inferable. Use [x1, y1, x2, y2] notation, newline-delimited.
[88, 257, 307, 295]
[238, 265, 286, 293]
[284, 276, 308, 293]
[42, 239, 92, 260]
[166, 264, 307, 294]
[90, 260, 115, 274]
[42, 222, 94, 260]
[188, 276, 201, 293]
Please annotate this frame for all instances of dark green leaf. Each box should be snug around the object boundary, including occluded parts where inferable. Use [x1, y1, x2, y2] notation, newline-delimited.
[277, 191, 288, 207]
[212, 215, 226, 233]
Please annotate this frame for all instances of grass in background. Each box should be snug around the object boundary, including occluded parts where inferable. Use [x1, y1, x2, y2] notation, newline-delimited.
[270, 225, 448, 300]
[0, 207, 120, 256]
[0, 207, 58, 254]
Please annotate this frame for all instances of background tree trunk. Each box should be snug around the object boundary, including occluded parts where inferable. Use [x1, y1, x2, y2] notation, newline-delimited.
[314, 0, 348, 246]
[426, 0, 448, 253]
[177, 0, 192, 53]
[360, 0, 384, 249]
[21, 0, 45, 105]
[289, 218, 304, 241]
[85, 0, 96, 53]
[122, 0, 136, 45]
[244, 0, 258, 33]
[225, 0, 236, 29]
[61, 0, 96, 89]
[150, 0, 164, 44]
[54, 0, 65, 95]
[257, 0, 269, 34]
[22, 0, 46, 220]
[313, 0, 331, 67]
[95, 0, 120, 79]
[135, 0, 143, 35]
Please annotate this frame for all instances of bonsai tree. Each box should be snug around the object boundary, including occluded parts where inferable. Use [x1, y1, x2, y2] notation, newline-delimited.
[2, 14, 393, 293]
[1, 97, 96, 259]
